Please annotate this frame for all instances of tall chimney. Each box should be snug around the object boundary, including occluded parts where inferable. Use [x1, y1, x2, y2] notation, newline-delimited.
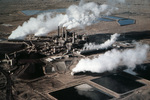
[62, 27, 64, 38]
[65, 28, 67, 41]
[58, 26, 59, 37]
[72, 32, 75, 43]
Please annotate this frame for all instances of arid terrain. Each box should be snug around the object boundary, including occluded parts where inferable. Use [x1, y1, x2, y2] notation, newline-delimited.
[0, 0, 150, 100]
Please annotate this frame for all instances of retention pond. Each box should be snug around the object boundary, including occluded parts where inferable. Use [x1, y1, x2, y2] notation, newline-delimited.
[91, 74, 145, 94]
[50, 84, 113, 100]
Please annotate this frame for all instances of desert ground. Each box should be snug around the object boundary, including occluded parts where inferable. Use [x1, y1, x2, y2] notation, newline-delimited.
[0, 0, 150, 100]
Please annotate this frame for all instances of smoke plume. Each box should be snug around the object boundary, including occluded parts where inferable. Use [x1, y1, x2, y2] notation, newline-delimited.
[8, 1, 119, 40]
[72, 43, 149, 75]
[82, 33, 120, 51]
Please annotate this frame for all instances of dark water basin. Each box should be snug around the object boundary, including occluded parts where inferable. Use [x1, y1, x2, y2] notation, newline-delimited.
[91, 74, 145, 94]
[124, 63, 150, 81]
[49, 84, 113, 100]
[134, 64, 150, 80]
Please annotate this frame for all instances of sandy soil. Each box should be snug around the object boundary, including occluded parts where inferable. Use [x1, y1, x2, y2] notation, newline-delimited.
[0, 0, 150, 100]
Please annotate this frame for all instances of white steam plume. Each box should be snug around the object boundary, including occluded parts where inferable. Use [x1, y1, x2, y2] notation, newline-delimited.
[72, 43, 149, 75]
[8, 1, 119, 40]
[8, 13, 64, 40]
[82, 33, 120, 51]
[75, 84, 99, 100]
[59, 3, 118, 29]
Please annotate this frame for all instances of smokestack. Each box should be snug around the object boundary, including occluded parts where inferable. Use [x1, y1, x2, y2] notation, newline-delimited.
[65, 28, 67, 41]
[72, 32, 75, 43]
[62, 27, 64, 39]
[58, 26, 60, 37]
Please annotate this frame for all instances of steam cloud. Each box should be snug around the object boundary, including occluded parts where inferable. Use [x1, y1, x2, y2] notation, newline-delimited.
[82, 33, 120, 51]
[8, 1, 119, 40]
[8, 13, 64, 40]
[59, 2, 118, 29]
[72, 43, 149, 75]
[75, 84, 99, 100]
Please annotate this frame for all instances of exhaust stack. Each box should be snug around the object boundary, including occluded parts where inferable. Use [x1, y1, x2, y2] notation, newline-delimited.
[62, 27, 64, 39]
[72, 32, 75, 43]
[65, 28, 67, 41]
[58, 26, 60, 37]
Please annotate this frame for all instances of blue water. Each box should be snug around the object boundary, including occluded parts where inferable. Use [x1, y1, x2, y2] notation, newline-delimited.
[102, 16, 124, 20]
[22, 8, 66, 16]
[118, 19, 136, 26]
[98, 18, 115, 22]
[22, 10, 40, 16]
[101, 16, 136, 25]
